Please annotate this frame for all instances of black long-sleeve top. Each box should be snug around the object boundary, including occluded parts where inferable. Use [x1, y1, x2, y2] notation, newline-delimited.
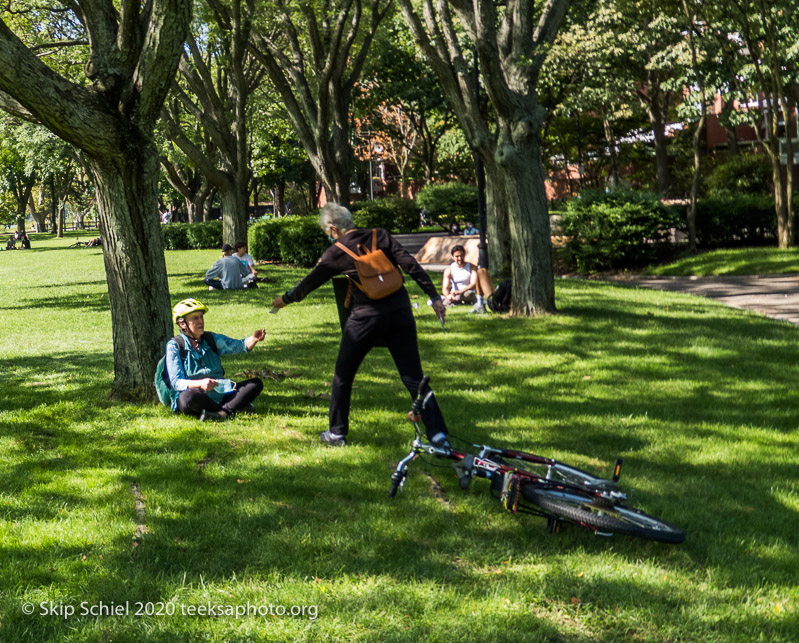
[282, 227, 440, 313]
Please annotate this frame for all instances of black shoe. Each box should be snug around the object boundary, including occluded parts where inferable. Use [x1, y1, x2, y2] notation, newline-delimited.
[200, 409, 229, 422]
[320, 430, 347, 447]
[237, 404, 256, 415]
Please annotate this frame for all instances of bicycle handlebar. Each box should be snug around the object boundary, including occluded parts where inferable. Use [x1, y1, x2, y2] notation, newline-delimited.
[412, 375, 431, 414]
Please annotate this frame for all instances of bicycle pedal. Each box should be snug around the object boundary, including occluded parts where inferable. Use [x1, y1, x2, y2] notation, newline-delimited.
[500, 473, 520, 513]
[453, 454, 474, 490]
[612, 458, 623, 483]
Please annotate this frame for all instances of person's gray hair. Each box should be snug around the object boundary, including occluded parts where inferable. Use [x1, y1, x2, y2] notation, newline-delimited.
[319, 203, 355, 232]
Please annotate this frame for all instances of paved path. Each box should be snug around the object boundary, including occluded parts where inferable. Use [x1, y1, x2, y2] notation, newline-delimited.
[602, 274, 799, 326]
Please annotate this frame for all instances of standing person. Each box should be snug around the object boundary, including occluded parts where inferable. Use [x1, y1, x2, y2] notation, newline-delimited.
[166, 299, 265, 421]
[271, 203, 450, 448]
[204, 244, 250, 290]
[235, 241, 258, 288]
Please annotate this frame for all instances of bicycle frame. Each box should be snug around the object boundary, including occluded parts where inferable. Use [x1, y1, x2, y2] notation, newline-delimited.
[390, 377, 628, 534]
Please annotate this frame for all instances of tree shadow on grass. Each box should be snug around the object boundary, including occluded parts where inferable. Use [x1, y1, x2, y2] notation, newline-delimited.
[3, 282, 799, 639]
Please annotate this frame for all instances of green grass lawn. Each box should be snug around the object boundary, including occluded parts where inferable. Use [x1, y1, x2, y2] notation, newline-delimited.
[646, 247, 799, 276]
[1, 232, 798, 641]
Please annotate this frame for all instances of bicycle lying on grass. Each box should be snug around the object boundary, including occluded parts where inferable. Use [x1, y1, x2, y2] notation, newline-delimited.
[389, 377, 686, 544]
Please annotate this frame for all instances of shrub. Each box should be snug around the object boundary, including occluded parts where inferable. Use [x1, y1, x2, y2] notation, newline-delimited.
[186, 221, 223, 249]
[161, 221, 222, 250]
[249, 216, 296, 262]
[560, 190, 680, 272]
[705, 154, 772, 197]
[415, 182, 478, 227]
[351, 197, 420, 233]
[161, 223, 191, 250]
[695, 194, 776, 247]
[278, 217, 328, 267]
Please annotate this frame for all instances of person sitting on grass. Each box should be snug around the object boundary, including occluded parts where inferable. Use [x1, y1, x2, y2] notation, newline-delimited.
[5, 235, 16, 250]
[167, 298, 265, 422]
[235, 240, 259, 288]
[204, 243, 250, 290]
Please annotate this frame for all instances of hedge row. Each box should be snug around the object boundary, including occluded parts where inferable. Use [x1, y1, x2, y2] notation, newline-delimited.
[415, 182, 478, 226]
[694, 194, 776, 247]
[248, 215, 327, 267]
[350, 197, 419, 233]
[559, 190, 680, 272]
[161, 221, 223, 250]
[559, 189, 783, 271]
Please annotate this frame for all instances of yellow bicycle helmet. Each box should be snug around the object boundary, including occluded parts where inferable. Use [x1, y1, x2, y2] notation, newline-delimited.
[172, 298, 209, 324]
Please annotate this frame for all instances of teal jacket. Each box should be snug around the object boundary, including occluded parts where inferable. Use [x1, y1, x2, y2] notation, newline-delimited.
[165, 332, 248, 410]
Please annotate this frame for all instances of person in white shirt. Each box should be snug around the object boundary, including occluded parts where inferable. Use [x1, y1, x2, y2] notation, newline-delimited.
[235, 241, 258, 288]
[442, 245, 476, 303]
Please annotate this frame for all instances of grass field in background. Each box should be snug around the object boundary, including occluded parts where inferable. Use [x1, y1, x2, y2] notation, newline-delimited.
[646, 247, 799, 276]
[1, 233, 798, 641]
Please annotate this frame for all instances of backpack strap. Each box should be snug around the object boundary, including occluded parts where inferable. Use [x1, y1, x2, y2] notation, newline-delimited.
[334, 240, 367, 294]
[334, 240, 361, 260]
[201, 332, 219, 355]
[172, 335, 188, 360]
[371, 228, 378, 252]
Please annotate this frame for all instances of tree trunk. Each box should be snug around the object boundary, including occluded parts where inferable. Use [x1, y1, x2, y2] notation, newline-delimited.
[687, 110, 706, 252]
[221, 183, 248, 245]
[87, 146, 172, 401]
[186, 182, 211, 224]
[725, 126, 739, 155]
[275, 179, 285, 217]
[482, 155, 512, 278]
[602, 116, 620, 189]
[495, 118, 555, 315]
[652, 113, 671, 195]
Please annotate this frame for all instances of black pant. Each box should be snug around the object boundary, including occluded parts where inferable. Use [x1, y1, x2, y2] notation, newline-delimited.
[330, 306, 447, 440]
[177, 378, 263, 417]
[204, 278, 224, 290]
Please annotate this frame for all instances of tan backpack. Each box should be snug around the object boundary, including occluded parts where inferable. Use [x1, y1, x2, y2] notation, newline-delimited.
[335, 229, 404, 301]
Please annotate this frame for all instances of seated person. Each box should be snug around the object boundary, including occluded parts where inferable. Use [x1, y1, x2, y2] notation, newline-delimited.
[86, 236, 102, 248]
[204, 243, 250, 290]
[20, 232, 31, 249]
[442, 245, 486, 313]
[167, 298, 265, 421]
[235, 240, 258, 288]
[448, 221, 461, 236]
[463, 221, 479, 235]
[5, 235, 17, 250]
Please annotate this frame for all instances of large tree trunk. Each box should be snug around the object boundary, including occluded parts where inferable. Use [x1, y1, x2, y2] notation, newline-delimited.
[88, 145, 172, 401]
[221, 183, 248, 244]
[496, 118, 555, 315]
[482, 155, 512, 278]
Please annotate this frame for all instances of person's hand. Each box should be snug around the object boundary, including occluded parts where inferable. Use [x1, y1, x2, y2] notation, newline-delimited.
[432, 298, 446, 321]
[195, 378, 218, 392]
[271, 295, 287, 309]
[246, 329, 265, 350]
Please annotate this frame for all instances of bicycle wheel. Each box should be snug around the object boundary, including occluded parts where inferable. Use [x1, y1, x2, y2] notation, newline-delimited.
[523, 487, 685, 544]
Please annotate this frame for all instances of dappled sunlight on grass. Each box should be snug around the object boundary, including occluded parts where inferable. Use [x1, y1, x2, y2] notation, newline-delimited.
[0, 235, 798, 639]
[647, 247, 799, 276]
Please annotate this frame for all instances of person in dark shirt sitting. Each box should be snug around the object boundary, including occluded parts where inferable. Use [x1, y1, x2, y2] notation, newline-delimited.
[271, 203, 450, 449]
